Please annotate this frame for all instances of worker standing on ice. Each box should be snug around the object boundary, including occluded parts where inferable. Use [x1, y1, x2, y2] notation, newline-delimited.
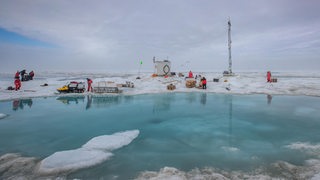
[202, 77, 207, 89]
[14, 78, 21, 91]
[29, 70, 35, 80]
[188, 71, 193, 78]
[267, 71, 272, 83]
[87, 78, 93, 92]
[15, 71, 20, 79]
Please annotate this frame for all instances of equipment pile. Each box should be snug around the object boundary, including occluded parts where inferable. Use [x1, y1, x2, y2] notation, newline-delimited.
[185, 78, 196, 88]
[167, 84, 176, 90]
[93, 81, 122, 93]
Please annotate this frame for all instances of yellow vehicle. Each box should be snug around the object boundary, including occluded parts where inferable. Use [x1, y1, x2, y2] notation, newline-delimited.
[57, 81, 85, 93]
[57, 85, 68, 92]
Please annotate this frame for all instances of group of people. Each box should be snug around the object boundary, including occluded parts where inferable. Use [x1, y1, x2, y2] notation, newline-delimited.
[16, 70, 35, 81]
[189, 70, 272, 90]
[13, 70, 35, 91]
[188, 70, 207, 89]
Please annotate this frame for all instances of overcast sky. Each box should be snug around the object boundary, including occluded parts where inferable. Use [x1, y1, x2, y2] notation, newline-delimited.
[0, 0, 319, 73]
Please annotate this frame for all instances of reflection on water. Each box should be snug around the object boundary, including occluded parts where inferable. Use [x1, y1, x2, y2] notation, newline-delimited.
[56, 96, 85, 104]
[53, 94, 211, 112]
[56, 95, 128, 109]
[200, 93, 207, 105]
[226, 95, 233, 147]
[12, 99, 33, 111]
[152, 93, 175, 113]
[86, 95, 92, 110]
[92, 96, 121, 108]
[267, 94, 272, 105]
[186, 92, 197, 103]
[55, 95, 119, 108]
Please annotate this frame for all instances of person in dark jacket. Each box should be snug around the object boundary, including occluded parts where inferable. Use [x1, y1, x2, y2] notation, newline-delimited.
[20, 70, 27, 81]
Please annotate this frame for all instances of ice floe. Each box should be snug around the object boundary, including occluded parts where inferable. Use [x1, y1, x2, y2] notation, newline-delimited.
[38, 148, 113, 174]
[38, 129, 139, 174]
[0, 130, 139, 179]
[82, 129, 139, 151]
[0, 113, 8, 119]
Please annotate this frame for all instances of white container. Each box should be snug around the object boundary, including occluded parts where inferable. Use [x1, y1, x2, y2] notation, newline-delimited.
[154, 60, 171, 76]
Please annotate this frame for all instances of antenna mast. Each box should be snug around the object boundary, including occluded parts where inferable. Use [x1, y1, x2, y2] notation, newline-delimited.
[228, 18, 232, 74]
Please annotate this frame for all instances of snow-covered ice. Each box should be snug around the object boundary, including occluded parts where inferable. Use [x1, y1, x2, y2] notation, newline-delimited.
[82, 129, 139, 151]
[0, 130, 139, 179]
[38, 130, 139, 174]
[38, 148, 113, 174]
[0, 113, 8, 119]
[135, 142, 320, 180]
[0, 71, 320, 101]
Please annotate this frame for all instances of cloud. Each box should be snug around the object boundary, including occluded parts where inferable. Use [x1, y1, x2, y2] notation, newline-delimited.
[0, 0, 320, 72]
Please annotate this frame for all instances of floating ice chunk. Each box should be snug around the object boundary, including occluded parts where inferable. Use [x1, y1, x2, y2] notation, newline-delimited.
[39, 148, 112, 174]
[221, 146, 239, 152]
[38, 130, 139, 174]
[82, 130, 140, 151]
[0, 113, 8, 119]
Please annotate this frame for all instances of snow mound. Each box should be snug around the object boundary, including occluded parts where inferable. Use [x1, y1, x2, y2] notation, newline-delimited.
[285, 142, 320, 156]
[38, 129, 139, 174]
[312, 173, 320, 180]
[136, 161, 320, 180]
[82, 129, 139, 150]
[135, 166, 271, 180]
[0, 113, 8, 119]
[39, 148, 112, 174]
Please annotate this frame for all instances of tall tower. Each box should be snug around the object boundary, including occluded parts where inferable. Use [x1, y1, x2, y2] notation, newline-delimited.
[228, 18, 232, 74]
[224, 18, 234, 76]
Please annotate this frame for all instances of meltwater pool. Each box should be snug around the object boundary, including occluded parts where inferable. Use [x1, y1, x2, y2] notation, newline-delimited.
[0, 93, 320, 179]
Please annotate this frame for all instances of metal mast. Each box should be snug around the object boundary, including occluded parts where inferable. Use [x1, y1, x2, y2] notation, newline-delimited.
[228, 18, 232, 74]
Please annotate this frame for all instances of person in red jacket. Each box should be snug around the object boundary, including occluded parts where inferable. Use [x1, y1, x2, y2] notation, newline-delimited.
[14, 78, 21, 91]
[188, 71, 193, 78]
[87, 78, 93, 92]
[15, 71, 20, 79]
[267, 71, 271, 83]
[29, 70, 35, 80]
[202, 77, 207, 89]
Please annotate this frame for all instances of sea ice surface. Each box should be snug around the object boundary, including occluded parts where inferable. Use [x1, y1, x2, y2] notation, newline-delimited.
[1, 71, 320, 101]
